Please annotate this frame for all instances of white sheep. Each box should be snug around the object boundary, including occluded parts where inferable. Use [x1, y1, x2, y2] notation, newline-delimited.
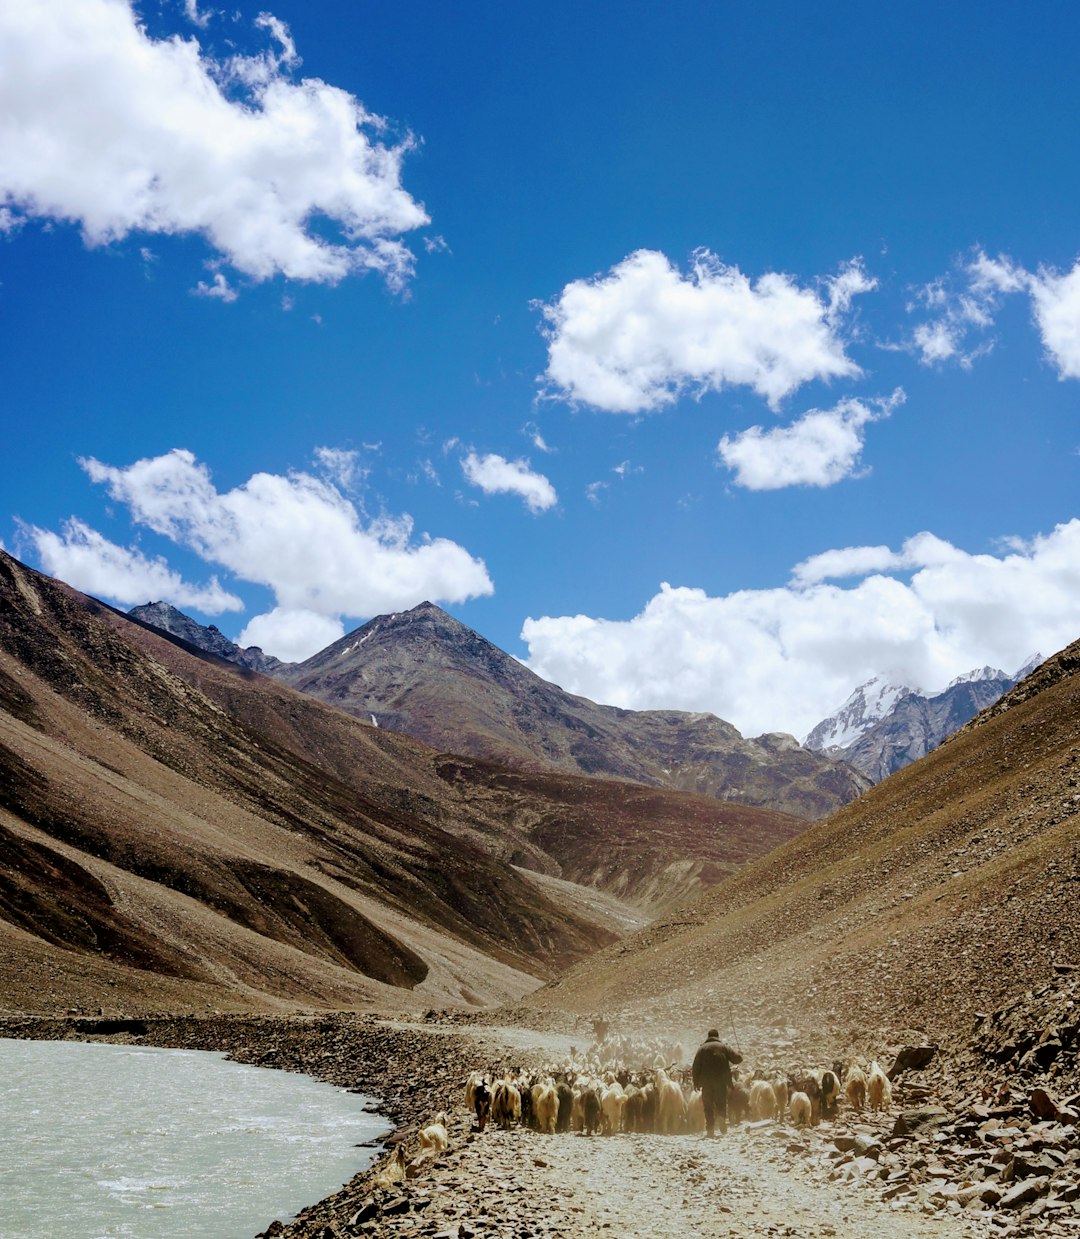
[418, 1111, 449, 1153]
[749, 1079, 777, 1121]
[843, 1064, 867, 1111]
[789, 1091, 812, 1126]
[867, 1062, 892, 1112]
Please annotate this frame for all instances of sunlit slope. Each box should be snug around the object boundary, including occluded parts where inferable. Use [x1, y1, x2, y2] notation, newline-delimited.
[525, 637, 1080, 1041]
[0, 551, 809, 1015]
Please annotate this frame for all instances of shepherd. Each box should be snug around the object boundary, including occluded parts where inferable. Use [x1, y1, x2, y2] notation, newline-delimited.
[691, 1027, 742, 1138]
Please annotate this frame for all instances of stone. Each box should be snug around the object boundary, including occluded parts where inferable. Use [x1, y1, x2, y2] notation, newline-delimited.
[892, 1107, 952, 1137]
[888, 1046, 938, 1077]
[998, 1176, 1050, 1209]
[1030, 1087, 1067, 1121]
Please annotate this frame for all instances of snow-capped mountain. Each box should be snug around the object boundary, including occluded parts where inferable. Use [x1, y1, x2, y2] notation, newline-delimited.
[804, 656, 1044, 782]
[802, 677, 918, 754]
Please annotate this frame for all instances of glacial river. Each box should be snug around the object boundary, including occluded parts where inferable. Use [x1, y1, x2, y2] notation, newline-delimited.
[0, 1038, 389, 1239]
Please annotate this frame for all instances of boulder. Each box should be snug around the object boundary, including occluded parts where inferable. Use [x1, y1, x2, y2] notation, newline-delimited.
[998, 1176, 1050, 1209]
[892, 1106, 952, 1137]
[888, 1045, 938, 1078]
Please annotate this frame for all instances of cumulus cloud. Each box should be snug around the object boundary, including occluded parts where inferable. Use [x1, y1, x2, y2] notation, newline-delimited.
[0, 1, 428, 289]
[717, 389, 903, 490]
[28, 516, 243, 612]
[193, 272, 238, 302]
[32, 448, 492, 660]
[906, 247, 1080, 379]
[521, 520, 1080, 739]
[313, 446, 367, 491]
[461, 452, 557, 513]
[1027, 262, 1080, 380]
[237, 607, 344, 664]
[537, 249, 874, 413]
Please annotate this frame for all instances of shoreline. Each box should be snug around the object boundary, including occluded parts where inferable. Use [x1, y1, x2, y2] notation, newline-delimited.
[0, 1010, 573, 1237]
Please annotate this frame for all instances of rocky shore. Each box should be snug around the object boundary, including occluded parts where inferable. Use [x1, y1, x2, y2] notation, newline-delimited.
[2, 972, 1078, 1239]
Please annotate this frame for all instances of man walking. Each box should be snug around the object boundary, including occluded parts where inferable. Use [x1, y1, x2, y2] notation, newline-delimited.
[691, 1027, 742, 1137]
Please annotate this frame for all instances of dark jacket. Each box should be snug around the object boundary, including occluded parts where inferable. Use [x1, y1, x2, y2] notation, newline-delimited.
[692, 1038, 742, 1091]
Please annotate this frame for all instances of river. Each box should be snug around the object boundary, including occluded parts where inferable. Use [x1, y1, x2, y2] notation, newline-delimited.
[0, 1038, 389, 1239]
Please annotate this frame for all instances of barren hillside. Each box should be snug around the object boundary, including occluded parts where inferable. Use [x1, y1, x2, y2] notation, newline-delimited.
[524, 633, 1080, 1048]
[0, 552, 807, 1017]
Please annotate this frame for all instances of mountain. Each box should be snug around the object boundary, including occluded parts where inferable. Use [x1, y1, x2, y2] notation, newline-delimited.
[525, 634, 1080, 1046]
[1, 552, 809, 1017]
[273, 601, 869, 820]
[805, 657, 1042, 782]
[127, 601, 288, 676]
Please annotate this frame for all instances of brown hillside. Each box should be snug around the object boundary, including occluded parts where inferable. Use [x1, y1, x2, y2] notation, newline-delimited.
[0, 552, 807, 1016]
[276, 601, 869, 819]
[524, 634, 1080, 1049]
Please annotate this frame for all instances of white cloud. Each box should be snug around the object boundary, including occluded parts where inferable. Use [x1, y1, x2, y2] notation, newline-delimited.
[38, 449, 492, 659]
[193, 271, 238, 302]
[461, 452, 557, 513]
[522, 422, 555, 453]
[236, 607, 344, 663]
[313, 446, 366, 491]
[717, 389, 903, 490]
[1028, 262, 1080, 380]
[0, 1, 428, 289]
[521, 519, 1080, 739]
[28, 516, 243, 612]
[537, 249, 874, 413]
[182, 0, 212, 30]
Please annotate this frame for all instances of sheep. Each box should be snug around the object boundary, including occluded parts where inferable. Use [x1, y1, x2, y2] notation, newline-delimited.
[789, 1091, 812, 1127]
[555, 1079, 574, 1132]
[532, 1081, 559, 1135]
[685, 1087, 705, 1133]
[600, 1082, 626, 1135]
[867, 1061, 892, 1112]
[728, 1082, 750, 1124]
[581, 1086, 602, 1136]
[844, 1064, 867, 1112]
[749, 1079, 777, 1122]
[418, 1112, 449, 1153]
[770, 1074, 788, 1121]
[491, 1079, 522, 1130]
[654, 1068, 686, 1135]
[373, 1143, 406, 1189]
[818, 1070, 841, 1120]
[788, 1071, 823, 1124]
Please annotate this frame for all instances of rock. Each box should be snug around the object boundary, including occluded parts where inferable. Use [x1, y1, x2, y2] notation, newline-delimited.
[998, 1176, 1050, 1209]
[383, 1196, 412, 1216]
[1030, 1087, 1067, 1121]
[892, 1107, 952, 1137]
[888, 1046, 938, 1078]
[852, 1133, 882, 1160]
[348, 1200, 379, 1225]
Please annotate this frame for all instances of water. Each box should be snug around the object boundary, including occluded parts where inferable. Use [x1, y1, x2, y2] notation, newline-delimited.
[0, 1038, 390, 1239]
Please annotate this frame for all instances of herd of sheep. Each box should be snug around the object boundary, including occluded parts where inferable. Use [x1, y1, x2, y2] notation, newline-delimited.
[459, 1033, 894, 1141]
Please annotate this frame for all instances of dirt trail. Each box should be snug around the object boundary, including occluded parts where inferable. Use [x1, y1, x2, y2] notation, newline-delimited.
[336, 1114, 976, 1239]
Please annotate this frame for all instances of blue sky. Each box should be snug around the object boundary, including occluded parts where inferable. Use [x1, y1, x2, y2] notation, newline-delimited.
[3, 0, 1079, 738]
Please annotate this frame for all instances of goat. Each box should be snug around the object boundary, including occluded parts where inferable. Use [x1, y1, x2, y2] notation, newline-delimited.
[789, 1091, 812, 1126]
[843, 1064, 867, 1112]
[749, 1079, 777, 1121]
[418, 1112, 449, 1153]
[532, 1081, 559, 1135]
[867, 1061, 892, 1112]
[654, 1068, 686, 1135]
[491, 1079, 522, 1130]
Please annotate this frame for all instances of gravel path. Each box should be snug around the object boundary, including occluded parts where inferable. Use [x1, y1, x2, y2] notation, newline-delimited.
[315, 1109, 974, 1239]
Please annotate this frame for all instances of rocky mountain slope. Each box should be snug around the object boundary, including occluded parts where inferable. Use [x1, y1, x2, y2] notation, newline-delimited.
[524, 632, 1080, 1049]
[0, 552, 808, 1017]
[805, 659, 1040, 782]
[267, 601, 869, 819]
[128, 601, 288, 675]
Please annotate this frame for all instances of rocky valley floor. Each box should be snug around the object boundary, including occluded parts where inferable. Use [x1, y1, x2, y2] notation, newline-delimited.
[3, 992, 1078, 1239]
